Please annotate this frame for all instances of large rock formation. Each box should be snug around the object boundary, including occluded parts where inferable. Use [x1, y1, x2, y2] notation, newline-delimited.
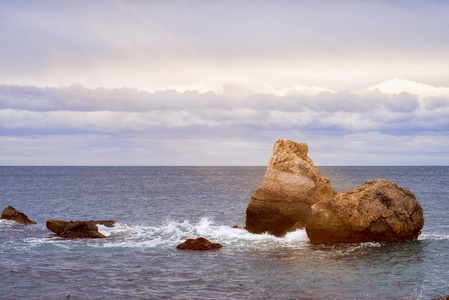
[245, 139, 424, 243]
[176, 237, 223, 250]
[246, 139, 336, 236]
[306, 179, 424, 243]
[1, 206, 36, 225]
[46, 220, 116, 238]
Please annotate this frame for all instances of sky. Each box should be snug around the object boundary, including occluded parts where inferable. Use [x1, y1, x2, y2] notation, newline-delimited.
[1, 0, 448, 165]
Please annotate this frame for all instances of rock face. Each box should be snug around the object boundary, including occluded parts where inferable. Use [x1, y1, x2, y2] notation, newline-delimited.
[245, 139, 425, 243]
[306, 179, 424, 243]
[176, 237, 223, 250]
[1, 206, 36, 225]
[246, 139, 336, 236]
[46, 220, 116, 238]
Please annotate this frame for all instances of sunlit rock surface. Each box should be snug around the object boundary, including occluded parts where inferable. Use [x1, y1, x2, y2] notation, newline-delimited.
[246, 139, 424, 243]
[306, 179, 424, 243]
[245, 139, 336, 236]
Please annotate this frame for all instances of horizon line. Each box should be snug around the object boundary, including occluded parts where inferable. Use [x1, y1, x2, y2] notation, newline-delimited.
[1, 165, 448, 167]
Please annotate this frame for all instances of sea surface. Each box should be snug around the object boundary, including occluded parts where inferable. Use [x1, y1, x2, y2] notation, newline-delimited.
[0, 166, 448, 299]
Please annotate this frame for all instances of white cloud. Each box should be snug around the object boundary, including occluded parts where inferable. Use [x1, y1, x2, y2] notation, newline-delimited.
[220, 80, 333, 98]
[383, 92, 420, 113]
[1, 81, 448, 133]
[368, 79, 449, 97]
[1, 80, 448, 165]
[422, 97, 449, 111]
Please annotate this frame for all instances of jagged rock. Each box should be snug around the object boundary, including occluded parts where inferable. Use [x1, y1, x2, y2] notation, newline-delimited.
[1, 206, 36, 225]
[176, 237, 223, 250]
[246, 139, 336, 236]
[306, 179, 424, 243]
[46, 220, 116, 238]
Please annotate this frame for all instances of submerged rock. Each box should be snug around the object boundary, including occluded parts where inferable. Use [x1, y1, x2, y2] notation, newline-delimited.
[176, 237, 223, 250]
[306, 179, 424, 244]
[46, 220, 116, 238]
[1, 206, 36, 225]
[246, 139, 336, 236]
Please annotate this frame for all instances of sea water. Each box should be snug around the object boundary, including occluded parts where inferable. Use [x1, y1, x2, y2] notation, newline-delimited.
[0, 166, 448, 299]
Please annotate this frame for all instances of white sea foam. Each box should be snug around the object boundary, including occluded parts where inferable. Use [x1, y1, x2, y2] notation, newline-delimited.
[419, 233, 449, 241]
[0, 219, 31, 232]
[0, 219, 18, 226]
[96, 217, 309, 249]
[17, 218, 444, 251]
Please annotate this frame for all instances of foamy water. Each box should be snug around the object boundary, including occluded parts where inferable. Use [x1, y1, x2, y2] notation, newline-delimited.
[7, 217, 309, 251]
[98, 217, 309, 248]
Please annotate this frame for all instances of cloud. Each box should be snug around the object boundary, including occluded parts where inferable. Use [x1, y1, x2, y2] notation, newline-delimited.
[384, 92, 420, 113]
[1, 81, 448, 134]
[422, 97, 449, 111]
[220, 80, 333, 98]
[368, 79, 449, 97]
[1, 80, 448, 165]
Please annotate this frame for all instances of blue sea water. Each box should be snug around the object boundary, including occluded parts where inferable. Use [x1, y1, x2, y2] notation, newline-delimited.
[0, 166, 448, 299]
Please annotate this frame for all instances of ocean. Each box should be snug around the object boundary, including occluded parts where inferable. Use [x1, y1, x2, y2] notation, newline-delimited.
[0, 166, 448, 299]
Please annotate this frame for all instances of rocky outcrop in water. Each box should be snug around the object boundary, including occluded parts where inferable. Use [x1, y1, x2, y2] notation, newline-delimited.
[1, 206, 36, 225]
[245, 139, 424, 243]
[306, 179, 424, 243]
[246, 139, 336, 236]
[46, 220, 116, 238]
[176, 237, 223, 250]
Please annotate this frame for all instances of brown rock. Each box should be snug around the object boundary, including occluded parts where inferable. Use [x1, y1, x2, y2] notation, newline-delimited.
[1, 206, 36, 225]
[46, 219, 116, 239]
[176, 237, 223, 250]
[306, 179, 424, 243]
[430, 296, 449, 300]
[246, 139, 336, 236]
[245, 139, 425, 244]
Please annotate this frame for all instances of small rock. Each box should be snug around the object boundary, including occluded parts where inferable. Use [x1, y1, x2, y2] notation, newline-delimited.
[177, 237, 223, 250]
[46, 219, 116, 239]
[1, 206, 36, 225]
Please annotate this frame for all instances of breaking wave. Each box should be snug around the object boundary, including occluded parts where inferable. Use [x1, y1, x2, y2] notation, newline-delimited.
[95, 217, 309, 249]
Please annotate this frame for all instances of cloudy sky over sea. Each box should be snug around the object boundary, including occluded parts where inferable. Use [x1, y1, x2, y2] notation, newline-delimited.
[1, 1, 448, 165]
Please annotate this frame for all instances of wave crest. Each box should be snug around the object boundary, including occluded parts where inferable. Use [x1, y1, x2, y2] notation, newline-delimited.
[97, 217, 309, 249]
